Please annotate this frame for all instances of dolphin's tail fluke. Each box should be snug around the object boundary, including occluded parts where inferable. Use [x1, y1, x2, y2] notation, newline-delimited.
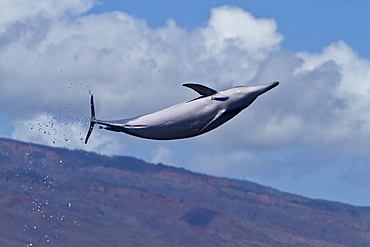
[85, 95, 97, 144]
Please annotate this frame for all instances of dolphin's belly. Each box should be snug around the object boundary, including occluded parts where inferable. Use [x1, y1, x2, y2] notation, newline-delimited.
[125, 120, 209, 139]
[122, 99, 219, 139]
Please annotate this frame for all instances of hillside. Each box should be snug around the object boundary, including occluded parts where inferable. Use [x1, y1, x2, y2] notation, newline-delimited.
[0, 138, 370, 247]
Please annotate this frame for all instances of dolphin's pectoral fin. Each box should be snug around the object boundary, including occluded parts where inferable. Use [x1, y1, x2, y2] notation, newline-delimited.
[199, 109, 226, 133]
[183, 83, 217, 96]
[211, 95, 229, 101]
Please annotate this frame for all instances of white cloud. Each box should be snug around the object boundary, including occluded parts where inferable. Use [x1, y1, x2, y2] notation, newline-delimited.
[149, 145, 180, 166]
[293, 41, 370, 154]
[10, 113, 125, 156]
[186, 149, 278, 179]
[202, 6, 282, 57]
[1, 0, 370, 204]
[199, 6, 283, 86]
[0, 0, 93, 31]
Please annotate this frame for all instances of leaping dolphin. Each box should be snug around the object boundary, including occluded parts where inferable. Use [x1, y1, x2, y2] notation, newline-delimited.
[84, 81, 279, 143]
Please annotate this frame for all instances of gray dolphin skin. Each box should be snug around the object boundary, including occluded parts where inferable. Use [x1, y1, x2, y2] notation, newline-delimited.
[84, 81, 279, 144]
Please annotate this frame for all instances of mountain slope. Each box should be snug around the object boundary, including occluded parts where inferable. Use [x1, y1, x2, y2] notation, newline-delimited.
[0, 138, 369, 247]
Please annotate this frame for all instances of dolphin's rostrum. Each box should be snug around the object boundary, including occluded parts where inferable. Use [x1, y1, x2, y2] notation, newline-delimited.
[84, 81, 279, 144]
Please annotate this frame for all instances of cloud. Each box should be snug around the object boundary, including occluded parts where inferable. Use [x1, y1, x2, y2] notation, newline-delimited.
[2, 1, 370, 204]
[293, 42, 370, 154]
[10, 113, 124, 156]
[0, 0, 93, 30]
[202, 6, 283, 57]
[149, 145, 180, 166]
[186, 149, 278, 179]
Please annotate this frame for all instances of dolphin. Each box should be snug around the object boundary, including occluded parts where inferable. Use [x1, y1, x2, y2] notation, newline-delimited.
[84, 81, 279, 143]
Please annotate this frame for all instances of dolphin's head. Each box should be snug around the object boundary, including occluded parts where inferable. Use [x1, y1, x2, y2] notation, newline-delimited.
[224, 81, 279, 110]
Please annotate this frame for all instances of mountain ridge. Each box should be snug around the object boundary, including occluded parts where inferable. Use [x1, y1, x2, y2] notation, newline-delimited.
[0, 138, 369, 246]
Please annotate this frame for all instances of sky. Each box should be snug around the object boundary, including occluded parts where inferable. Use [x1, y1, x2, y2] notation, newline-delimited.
[1, 0, 370, 206]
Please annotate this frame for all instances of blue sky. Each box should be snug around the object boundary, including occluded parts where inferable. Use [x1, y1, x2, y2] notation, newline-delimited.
[89, 0, 370, 58]
[1, 0, 370, 206]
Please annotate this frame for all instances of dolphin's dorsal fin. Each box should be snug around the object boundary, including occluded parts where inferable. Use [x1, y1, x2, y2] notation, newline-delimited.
[183, 83, 217, 96]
